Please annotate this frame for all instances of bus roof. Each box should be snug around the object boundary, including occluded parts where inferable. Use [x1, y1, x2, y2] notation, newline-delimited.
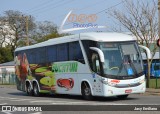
[80, 32, 135, 41]
[15, 32, 135, 52]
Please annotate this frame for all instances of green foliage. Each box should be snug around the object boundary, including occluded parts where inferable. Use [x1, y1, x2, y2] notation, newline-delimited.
[0, 47, 13, 64]
[0, 10, 71, 64]
[35, 33, 59, 43]
[32, 31, 71, 43]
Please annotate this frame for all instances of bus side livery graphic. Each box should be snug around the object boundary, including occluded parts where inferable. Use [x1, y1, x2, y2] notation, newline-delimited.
[52, 62, 78, 73]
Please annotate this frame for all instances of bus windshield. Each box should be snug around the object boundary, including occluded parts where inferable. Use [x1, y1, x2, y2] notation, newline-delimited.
[99, 42, 143, 79]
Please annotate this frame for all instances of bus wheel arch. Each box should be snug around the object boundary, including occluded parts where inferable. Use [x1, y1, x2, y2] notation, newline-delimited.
[81, 81, 93, 100]
[33, 81, 40, 97]
[25, 81, 33, 96]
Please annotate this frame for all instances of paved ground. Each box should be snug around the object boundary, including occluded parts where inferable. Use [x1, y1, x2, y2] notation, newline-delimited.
[0, 85, 160, 114]
[145, 88, 160, 95]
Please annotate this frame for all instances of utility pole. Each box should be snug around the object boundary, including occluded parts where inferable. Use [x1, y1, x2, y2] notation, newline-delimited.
[25, 16, 29, 46]
[158, 0, 160, 65]
[12, 15, 30, 46]
[158, 0, 160, 43]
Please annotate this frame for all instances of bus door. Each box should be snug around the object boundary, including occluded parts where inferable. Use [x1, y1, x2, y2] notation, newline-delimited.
[90, 52, 103, 96]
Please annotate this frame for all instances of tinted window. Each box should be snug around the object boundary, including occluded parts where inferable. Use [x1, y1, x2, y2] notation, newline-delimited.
[28, 49, 36, 64]
[57, 43, 68, 61]
[46, 45, 57, 62]
[69, 41, 84, 63]
[154, 65, 160, 70]
[36, 47, 46, 63]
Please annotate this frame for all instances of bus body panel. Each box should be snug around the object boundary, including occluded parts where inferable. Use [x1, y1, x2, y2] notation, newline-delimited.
[102, 75, 146, 96]
[79, 74, 104, 96]
[14, 32, 146, 98]
[51, 61, 104, 96]
[53, 61, 89, 95]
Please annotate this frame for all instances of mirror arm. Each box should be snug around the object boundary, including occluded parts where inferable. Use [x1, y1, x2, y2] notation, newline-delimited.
[89, 47, 105, 62]
[139, 45, 151, 60]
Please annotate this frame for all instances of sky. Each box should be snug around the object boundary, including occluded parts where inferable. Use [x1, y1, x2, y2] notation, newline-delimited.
[0, 0, 156, 34]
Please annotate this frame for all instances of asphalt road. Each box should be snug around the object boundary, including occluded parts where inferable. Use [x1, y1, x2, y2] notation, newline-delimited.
[0, 86, 160, 114]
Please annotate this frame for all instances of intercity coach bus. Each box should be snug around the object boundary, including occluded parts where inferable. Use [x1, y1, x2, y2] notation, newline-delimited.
[14, 32, 150, 100]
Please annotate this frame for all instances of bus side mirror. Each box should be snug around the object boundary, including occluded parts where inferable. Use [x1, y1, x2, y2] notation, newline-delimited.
[139, 45, 151, 59]
[89, 47, 105, 63]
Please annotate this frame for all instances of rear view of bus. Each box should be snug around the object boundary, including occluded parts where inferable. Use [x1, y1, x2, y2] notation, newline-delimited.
[80, 33, 148, 99]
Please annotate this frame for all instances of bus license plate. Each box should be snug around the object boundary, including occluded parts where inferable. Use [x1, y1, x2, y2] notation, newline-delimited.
[125, 89, 132, 93]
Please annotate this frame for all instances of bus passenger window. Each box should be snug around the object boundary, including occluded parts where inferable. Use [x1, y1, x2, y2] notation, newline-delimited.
[69, 41, 84, 63]
[29, 50, 36, 64]
[36, 47, 46, 63]
[57, 44, 68, 61]
[46, 45, 57, 62]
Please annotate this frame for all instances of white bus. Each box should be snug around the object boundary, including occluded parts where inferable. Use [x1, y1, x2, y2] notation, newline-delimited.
[14, 32, 150, 100]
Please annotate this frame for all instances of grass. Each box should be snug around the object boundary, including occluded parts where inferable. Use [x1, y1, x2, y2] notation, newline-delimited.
[149, 78, 160, 88]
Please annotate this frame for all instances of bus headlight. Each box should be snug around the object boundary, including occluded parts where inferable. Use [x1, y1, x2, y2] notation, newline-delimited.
[139, 79, 145, 84]
[101, 80, 108, 85]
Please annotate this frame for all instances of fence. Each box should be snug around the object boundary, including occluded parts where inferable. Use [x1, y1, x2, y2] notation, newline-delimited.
[149, 78, 160, 88]
[0, 72, 16, 85]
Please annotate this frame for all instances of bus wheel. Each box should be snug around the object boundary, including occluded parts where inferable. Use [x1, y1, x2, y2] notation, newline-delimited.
[33, 83, 40, 97]
[26, 84, 33, 96]
[117, 95, 128, 99]
[81, 82, 93, 100]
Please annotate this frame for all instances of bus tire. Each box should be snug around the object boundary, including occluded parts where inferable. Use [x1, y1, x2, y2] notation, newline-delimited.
[81, 82, 93, 100]
[117, 95, 128, 99]
[26, 83, 33, 96]
[33, 83, 40, 97]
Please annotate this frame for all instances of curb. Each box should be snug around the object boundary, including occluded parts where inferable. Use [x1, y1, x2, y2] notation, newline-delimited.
[144, 88, 160, 96]
[0, 85, 16, 89]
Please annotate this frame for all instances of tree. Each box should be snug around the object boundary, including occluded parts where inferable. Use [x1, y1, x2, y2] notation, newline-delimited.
[109, 0, 158, 88]
[0, 17, 14, 47]
[0, 10, 69, 63]
[0, 10, 36, 51]
[0, 47, 13, 63]
[32, 21, 66, 43]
